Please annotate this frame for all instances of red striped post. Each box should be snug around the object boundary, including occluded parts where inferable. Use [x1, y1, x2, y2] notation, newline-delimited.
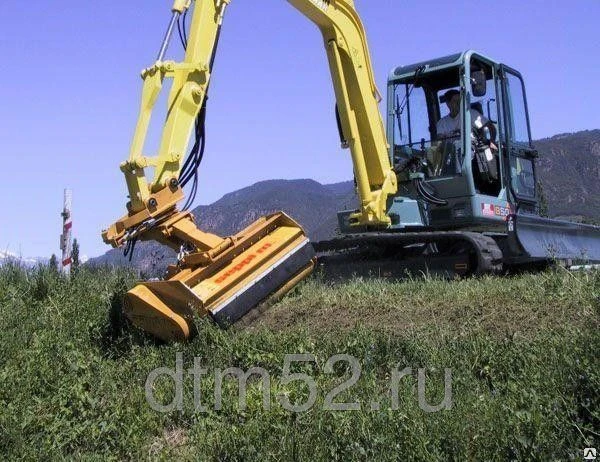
[60, 189, 72, 276]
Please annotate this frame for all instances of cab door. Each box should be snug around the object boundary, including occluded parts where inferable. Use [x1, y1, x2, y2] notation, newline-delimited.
[499, 65, 539, 211]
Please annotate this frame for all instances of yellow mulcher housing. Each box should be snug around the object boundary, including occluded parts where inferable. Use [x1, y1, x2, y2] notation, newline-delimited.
[103, 0, 397, 341]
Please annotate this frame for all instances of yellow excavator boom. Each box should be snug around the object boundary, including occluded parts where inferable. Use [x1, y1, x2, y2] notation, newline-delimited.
[103, 0, 397, 341]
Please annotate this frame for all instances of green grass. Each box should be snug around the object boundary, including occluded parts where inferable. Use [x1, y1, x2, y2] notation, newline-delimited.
[0, 263, 598, 460]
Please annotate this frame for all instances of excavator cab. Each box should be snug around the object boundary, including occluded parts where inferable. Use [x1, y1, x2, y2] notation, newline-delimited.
[386, 51, 532, 231]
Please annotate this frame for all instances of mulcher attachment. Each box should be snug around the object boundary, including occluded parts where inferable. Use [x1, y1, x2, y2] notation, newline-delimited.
[123, 212, 315, 342]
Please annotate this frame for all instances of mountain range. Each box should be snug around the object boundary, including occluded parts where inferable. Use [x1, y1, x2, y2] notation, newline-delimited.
[90, 129, 600, 272]
[90, 179, 357, 274]
[0, 250, 48, 267]
[534, 130, 600, 219]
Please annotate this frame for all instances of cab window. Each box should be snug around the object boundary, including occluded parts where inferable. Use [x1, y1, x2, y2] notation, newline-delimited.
[504, 69, 535, 200]
[393, 84, 462, 178]
[505, 72, 531, 145]
[393, 85, 431, 149]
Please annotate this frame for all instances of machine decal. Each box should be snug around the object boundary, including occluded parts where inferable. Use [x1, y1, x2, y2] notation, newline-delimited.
[213, 242, 274, 285]
[494, 205, 511, 219]
[482, 203, 496, 217]
[214, 255, 257, 284]
[482, 203, 512, 219]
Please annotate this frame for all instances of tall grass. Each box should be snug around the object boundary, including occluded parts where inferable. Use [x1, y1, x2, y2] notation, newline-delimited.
[0, 264, 597, 460]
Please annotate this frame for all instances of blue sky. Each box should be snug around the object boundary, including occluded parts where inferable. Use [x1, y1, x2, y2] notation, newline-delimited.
[1, 0, 598, 258]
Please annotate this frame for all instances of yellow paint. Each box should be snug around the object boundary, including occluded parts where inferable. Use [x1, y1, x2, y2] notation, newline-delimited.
[118, 0, 395, 224]
[105, 0, 403, 341]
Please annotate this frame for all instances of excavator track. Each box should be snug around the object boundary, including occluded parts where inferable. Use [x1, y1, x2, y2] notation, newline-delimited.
[314, 231, 504, 278]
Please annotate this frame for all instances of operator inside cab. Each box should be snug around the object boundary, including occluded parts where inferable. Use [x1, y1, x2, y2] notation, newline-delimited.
[436, 89, 497, 147]
[432, 87, 500, 195]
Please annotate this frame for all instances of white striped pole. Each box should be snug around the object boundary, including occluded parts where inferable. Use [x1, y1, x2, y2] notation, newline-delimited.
[60, 189, 73, 276]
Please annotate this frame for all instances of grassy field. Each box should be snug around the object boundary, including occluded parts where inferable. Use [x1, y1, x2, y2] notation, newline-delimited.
[0, 263, 598, 460]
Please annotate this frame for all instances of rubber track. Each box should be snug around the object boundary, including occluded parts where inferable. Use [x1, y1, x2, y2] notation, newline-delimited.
[314, 231, 504, 275]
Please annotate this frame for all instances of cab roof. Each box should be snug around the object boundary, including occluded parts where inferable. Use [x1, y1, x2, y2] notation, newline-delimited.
[389, 50, 498, 83]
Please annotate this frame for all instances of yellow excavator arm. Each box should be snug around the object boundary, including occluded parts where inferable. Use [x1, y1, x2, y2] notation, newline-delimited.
[288, 0, 397, 225]
[102, 0, 397, 341]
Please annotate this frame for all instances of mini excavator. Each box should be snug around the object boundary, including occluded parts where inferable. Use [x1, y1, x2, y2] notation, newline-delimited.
[103, 0, 600, 341]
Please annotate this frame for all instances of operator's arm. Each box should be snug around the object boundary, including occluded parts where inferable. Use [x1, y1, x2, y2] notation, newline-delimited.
[486, 122, 498, 150]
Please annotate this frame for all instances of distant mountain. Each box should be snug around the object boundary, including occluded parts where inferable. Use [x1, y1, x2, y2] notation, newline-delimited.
[191, 179, 356, 241]
[90, 179, 356, 273]
[90, 130, 599, 273]
[0, 250, 48, 267]
[535, 129, 600, 218]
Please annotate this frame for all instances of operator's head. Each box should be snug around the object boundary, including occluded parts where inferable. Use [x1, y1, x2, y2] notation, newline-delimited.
[441, 89, 460, 117]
